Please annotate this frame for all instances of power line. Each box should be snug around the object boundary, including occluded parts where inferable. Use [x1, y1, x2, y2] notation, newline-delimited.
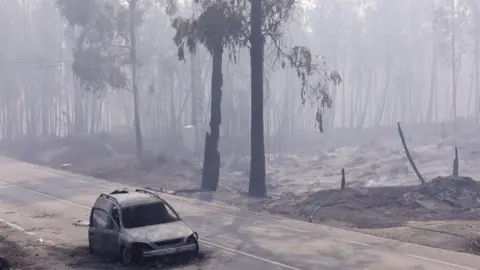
[0, 60, 73, 68]
[0, 64, 71, 68]
[0, 63, 72, 68]
[0, 60, 73, 64]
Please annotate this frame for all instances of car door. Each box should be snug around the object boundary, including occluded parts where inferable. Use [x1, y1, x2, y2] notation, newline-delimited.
[89, 208, 110, 254]
[88, 208, 110, 255]
[103, 206, 121, 258]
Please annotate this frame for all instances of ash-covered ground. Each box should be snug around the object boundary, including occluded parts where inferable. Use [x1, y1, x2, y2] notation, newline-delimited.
[2, 121, 480, 255]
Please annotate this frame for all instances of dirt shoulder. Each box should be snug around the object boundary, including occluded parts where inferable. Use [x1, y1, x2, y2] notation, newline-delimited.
[0, 222, 209, 270]
[0, 223, 71, 270]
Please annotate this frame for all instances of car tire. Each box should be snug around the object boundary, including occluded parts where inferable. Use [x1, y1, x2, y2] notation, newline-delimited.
[189, 238, 200, 258]
[87, 239, 94, 254]
[177, 238, 200, 264]
[121, 246, 141, 266]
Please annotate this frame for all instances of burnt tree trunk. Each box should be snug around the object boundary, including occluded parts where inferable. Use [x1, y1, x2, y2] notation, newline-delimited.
[453, 146, 459, 176]
[201, 44, 223, 191]
[397, 122, 426, 185]
[249, 0, 267, 198]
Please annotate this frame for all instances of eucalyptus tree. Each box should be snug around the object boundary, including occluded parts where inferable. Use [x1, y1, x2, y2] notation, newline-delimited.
[56, 0, 145, 157]
[0, 0, 69, 138]
[433, 0, 470, 130]
[171, 0, 340, 196]
[248, 0, 341, 197]
[464, 0, 480, 130]
[171, 0, 246, 191]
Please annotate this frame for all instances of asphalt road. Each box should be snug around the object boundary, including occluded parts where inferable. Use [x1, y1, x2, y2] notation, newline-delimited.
[0, 157, 479, 270]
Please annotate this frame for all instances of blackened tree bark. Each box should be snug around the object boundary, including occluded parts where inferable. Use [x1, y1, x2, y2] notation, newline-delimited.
[248, 0, 267, 198]
[202, 42, 223, 191]
[171, 2, 245, 192]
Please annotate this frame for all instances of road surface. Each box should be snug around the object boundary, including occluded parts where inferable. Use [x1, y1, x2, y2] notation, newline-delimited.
[0, 157, 478, 270]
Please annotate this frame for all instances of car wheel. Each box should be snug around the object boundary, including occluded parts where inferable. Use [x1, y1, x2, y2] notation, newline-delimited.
[87, 239, 94, 254]
[121, 246, 141, 266]
[189, 238, 200, 258]
[0, 257, 10, 270]
[177, 238, 200, 264]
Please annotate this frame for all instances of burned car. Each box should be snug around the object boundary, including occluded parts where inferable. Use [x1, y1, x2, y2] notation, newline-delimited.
[88, 188, 199, 265]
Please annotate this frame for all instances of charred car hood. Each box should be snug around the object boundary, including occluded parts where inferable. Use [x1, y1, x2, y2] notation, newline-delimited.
[125, 221, 193, 243]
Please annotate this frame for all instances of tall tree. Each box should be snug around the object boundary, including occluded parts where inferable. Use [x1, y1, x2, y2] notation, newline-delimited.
[248, 0, 342, 197]
[56, 0, 144, 157]
[451, 0, 458, 131]
[248, 0, 265, 197]
[172, 0, 246, 191]
[129, 0, 143, 157]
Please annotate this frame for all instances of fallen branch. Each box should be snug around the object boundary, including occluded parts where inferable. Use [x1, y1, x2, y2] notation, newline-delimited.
[397, 122, 426, 185]
[310, 189, 342, 223]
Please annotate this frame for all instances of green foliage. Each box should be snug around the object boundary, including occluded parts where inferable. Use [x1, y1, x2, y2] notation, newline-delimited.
[72, 47, 128, 91]
[434, 0, 473, 67]
[262, 0, 296, 39]
[56, 0, 97, 27]
[260, 0, 342, 133]
[280, 45, 341, 131]
[170, 0, 341, 132]
[260, 0, 341, 121]
[172, 0, 248, 60]
[56, 0, 146, 92]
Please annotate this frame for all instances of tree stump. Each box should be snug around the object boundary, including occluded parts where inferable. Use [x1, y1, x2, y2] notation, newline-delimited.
[453, 146, 459, 177]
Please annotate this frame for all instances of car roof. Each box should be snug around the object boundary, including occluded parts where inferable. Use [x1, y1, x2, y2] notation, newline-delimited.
[104, 190, 164, 208]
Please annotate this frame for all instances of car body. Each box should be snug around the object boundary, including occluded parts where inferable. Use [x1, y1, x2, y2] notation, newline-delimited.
[88, 188, 199, 264]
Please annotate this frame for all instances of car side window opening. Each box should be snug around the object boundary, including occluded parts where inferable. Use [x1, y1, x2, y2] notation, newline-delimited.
[92, 209, 110, 229]
[121, 202, 178, 229]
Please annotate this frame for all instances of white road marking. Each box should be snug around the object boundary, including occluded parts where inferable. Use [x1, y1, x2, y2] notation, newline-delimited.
[404, 254, 477, 270]
[0, 217, 56, 246]
[201, 239, 303, 270]
[333, 237, 372, 247]
[0, 217, 35, 236]
[0, 180, 302, 270]
[0, 179, 476, 270]
[207, 211, 309, 233]
[69, 177, 115, 190]
[0, 181, 90, 210]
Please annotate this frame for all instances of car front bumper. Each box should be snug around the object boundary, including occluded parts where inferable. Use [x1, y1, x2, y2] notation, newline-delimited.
[142, 243, 197, 258]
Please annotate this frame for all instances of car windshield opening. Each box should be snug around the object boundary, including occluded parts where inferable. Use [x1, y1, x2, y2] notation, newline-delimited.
[121, 202, 178, 229]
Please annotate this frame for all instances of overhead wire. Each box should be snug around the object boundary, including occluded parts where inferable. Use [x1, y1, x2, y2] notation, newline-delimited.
[0, 60, 73, 68]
